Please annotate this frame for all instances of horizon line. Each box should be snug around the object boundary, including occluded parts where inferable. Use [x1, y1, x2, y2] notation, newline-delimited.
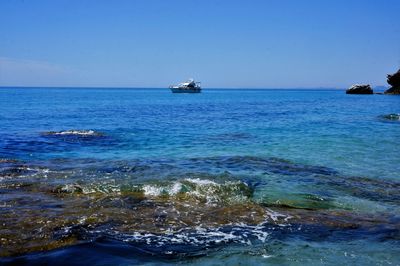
[0, 85, 378, 90]
[0, 85, 390, 90]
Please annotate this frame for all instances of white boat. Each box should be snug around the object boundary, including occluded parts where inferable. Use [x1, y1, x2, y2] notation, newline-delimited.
[169, 79, 201, 93]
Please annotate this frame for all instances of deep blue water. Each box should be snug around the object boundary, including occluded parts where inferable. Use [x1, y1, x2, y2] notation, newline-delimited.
[0, 88, 399, 265]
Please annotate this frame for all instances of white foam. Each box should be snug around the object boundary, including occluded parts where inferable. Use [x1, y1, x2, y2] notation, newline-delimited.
[170, 182, 183, 194]
[142, 182, 182, 197]
[142, 184, 165, 197]
[264, 208, 292, 223]
[108, 220, 276, 250]
[262, 254, 273, 258]
[184, 178, 218, 186]
[50, 130, 99, 136]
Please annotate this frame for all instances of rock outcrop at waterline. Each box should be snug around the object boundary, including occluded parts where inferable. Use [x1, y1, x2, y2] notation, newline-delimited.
[379, 113, 400, 121]
[346, 84, 373, 94]
[385, 69, 400, 94]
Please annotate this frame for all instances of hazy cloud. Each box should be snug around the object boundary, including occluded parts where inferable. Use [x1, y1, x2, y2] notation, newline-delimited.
[0, 57, 71, 86]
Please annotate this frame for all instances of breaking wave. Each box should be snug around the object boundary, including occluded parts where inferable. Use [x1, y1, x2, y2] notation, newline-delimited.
[56, 178, 253, 205]
[43, 130, 104, 136]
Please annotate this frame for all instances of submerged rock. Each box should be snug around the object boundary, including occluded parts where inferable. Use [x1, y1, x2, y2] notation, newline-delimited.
[261, 193, 337, 210]
[0, 158, 19, 163]
[43, 130, 104, 137]
[379, 113, 400, 121]
[346, 84, 373, 94]
[385, 69, 400, 94]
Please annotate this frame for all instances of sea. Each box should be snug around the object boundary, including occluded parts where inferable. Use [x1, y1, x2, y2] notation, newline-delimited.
[0, 88, 399, 265]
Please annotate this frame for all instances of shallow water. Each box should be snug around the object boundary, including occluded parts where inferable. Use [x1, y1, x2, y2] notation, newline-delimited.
[0, 88, 399, 265]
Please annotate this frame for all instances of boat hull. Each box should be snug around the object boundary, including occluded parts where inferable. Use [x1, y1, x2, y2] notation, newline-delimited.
[170, 88, 201, 93]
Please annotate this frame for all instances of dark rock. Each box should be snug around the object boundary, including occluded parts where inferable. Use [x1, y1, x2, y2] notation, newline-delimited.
[387, 69, 400, 87]
[346, 84, 373, 94]
[379, 113, 400, 121]
[385, 69, 400, 94]
[384, 87, 400, 94]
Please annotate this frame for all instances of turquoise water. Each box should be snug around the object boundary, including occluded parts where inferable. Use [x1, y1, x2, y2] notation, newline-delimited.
[0, 88, 399, 265]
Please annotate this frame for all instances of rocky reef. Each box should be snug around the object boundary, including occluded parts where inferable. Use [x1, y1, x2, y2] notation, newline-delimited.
[346, 84, 373, 94]
[1, 156, 400, 257]
[385, 69, 400, 94]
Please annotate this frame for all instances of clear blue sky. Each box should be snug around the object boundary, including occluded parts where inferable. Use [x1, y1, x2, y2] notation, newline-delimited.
[0, 0, 399, 88]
